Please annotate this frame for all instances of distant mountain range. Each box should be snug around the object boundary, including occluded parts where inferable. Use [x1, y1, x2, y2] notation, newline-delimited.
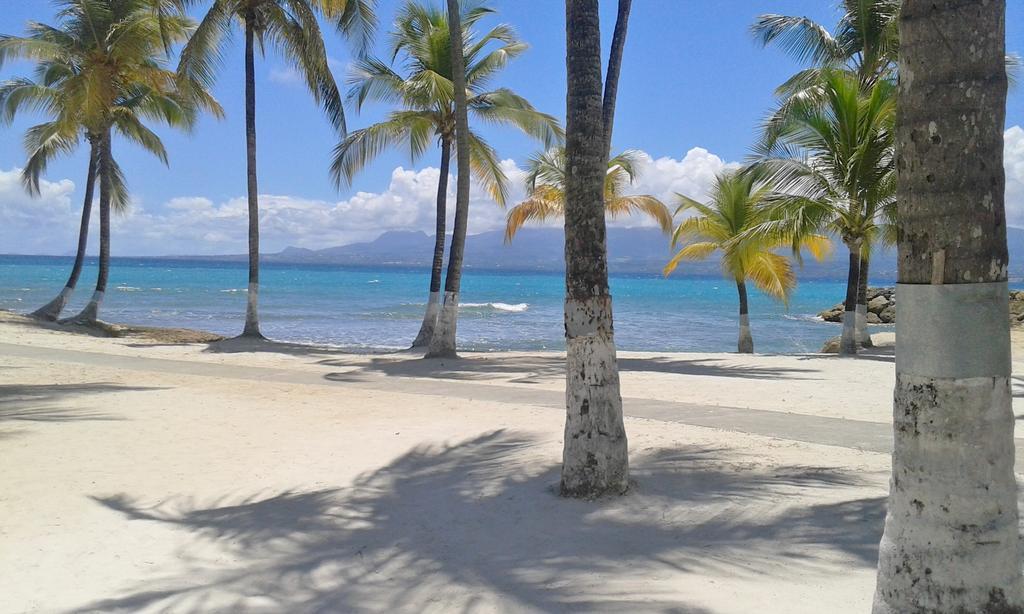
[171, 225, 1024, 281]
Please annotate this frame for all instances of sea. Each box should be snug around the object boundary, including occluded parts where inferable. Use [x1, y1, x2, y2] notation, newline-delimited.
[0, 254, 891, 354]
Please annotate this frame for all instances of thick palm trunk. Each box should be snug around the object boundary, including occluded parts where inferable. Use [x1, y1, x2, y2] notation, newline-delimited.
[66, 130, 111, 325]
[855, 253, 873, 348]
[426, 0, 470, 359]
[839, 241, 860, 355]
[736, 280, 753, 353]
[32, 140, 98, 321]
[412, 138, 451, 348]
[559, 0, 628, 498]
[872, 1, 1023, 611]
[241, 16, 263, 339]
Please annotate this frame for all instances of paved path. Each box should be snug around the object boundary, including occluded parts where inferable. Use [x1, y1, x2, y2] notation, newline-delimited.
[4, 341, 1016, 465]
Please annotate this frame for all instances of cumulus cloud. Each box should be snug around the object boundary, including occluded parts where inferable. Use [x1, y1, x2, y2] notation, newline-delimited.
[1005, 125, 1024, 227]
[0, 168, 79, 254]
[13, 127, 1022, 257]
[0, 147, 732, 256]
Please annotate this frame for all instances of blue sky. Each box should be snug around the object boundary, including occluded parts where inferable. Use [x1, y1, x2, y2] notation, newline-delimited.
[1, 0, 1023, 255]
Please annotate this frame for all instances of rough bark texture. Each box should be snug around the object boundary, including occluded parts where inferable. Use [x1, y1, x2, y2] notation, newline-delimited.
[873, 1, 1024, 611]
[600, 0, 630, 162]
[840, 243, 861, 355]
[425, 0, 470, 359]
[66, 131, 111, 324]
[736, 280, 753, 353]
[856, 254, 873, 347]
[242, 16, 263, 339]
[559, 0, 628, 498]
[412, 138, 451, 348]
[32, 140, 98, 321]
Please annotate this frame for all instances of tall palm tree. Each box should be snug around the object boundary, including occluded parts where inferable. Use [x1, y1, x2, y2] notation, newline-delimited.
[663, 169, 829, 353]
[333, 0, 561, 348]
[178, 0, 376, 339]
[873, 1, 1024, 611]
[504, 147, 671, 243]
[753, 70, 895, 355]
[0, 0, 219, 324]
[560, 0, 630, 498]
[423, 0, 470, 358]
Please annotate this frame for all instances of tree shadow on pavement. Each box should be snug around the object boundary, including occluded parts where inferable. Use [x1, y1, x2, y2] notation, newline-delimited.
[83, 430, 885, 613]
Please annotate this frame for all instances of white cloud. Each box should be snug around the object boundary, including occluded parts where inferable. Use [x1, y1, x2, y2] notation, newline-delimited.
[268, 65, 301, 84]
[0, 168, 78, 254]
[1006, 125, 1024, 227]
[10, 129, 1019, 257]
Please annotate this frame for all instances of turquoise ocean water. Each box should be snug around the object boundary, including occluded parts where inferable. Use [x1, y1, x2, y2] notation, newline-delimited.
[0, 255, 888, 353]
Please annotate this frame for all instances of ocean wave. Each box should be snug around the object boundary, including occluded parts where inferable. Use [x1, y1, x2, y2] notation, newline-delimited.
[462, 302, 529, 313]
[367, 279, 380, 284]
[116, 286, 143, 292]
[220, 288, 247, 293]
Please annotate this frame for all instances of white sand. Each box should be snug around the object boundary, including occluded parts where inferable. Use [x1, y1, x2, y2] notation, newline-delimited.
[1, 314, 1021, 613]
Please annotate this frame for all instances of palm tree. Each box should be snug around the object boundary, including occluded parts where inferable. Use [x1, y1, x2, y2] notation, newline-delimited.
[872, 1, 1024, 610]
[332, 0, 561, 348]
[753, 70, 894, 355]
[178, 0, 376, 339]
[663, 169, 829, 353]
[560, 0, 630, 498]
[423, 0, 470, 358]
[0, 0, 219, 324]
[503, 148, 671, 243]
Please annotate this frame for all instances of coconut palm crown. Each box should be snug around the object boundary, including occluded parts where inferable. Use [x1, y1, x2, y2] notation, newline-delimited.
[331, 0, 562, 204]
[504, 147, 671, 243]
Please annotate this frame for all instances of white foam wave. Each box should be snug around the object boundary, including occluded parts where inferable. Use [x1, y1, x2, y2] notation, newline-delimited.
[220, 288, 247, 293]
[116, 286, 142, 292]
[462, 302, 529, 313]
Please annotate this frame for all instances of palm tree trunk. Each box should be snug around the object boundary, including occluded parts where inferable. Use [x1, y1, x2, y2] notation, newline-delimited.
[412, 137, 451, 348]
[873, 1, 1023, 611]
[855, 252, 873, 348]
[559, 0, 628, 498]
[736, 280, 753, 353]
[600, 0, 631, 161]
[425, 1, 470, 359]
[839, 241, 860, 355]
[32, 139, 99, 321]
[241, 15, 263, 339]
[66, 130, 111, 324]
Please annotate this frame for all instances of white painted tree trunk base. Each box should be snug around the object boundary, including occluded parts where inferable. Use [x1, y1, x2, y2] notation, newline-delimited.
[737, 314, 753, 353]
[840, 310, 858, 355]
[874, 373, 1024, 612]
[561, 296, 629, 498]
[425, 292, 459, 358]
[855, 304, 873, 348]
[242, 283, 263, 338]
[412, 291, 442, 348]
[32, 286, 73, 322]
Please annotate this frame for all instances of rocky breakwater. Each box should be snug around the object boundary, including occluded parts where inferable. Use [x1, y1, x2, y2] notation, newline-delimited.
[818, 287, 895, 324]
[818, 287, 1024, 327]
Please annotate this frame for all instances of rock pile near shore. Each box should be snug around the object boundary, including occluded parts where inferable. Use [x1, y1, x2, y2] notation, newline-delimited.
[818, 287, 1024, 327]
[818, 287, 895, 324]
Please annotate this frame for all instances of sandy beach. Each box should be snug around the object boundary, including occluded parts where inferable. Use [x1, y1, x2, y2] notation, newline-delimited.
[2, 311, 1022, 613]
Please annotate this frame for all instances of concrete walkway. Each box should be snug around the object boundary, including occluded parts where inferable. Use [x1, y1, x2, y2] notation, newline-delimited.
[2, 341, 1016, 465]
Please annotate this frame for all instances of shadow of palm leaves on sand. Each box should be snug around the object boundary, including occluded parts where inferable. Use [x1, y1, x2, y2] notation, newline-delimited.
[315, 354, 822, 386]
[84, 431, 884, 613]
[0, 383, 159, 423]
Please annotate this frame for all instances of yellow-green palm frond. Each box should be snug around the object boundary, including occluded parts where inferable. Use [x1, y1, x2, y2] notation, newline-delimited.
[504, 185, 563, 243]
[744, 251, 796, 303]
[663, 241, 719, 276]
[606, 195, 673, 233]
